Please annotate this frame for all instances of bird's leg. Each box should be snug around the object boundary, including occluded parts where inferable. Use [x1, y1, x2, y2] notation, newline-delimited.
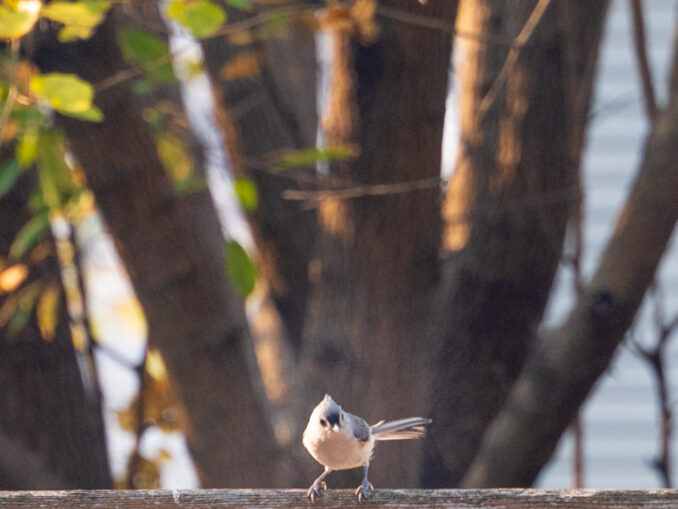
[307, 467, 332, 501]
[354, 463, 373, 502]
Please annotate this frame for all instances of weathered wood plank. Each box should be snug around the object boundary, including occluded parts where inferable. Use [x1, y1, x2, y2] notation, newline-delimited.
[1, 489, 678, 508]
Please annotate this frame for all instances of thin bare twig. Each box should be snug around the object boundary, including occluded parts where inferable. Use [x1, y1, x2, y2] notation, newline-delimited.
[376, 5, 516, 48]
[566, 195, 586, 488]
[282, 176, 441, 203]
[96, 5, 305, 92]
[633, 284, 678, 488]
[476, 0, 552, 122]
[629, 0, 658, 121]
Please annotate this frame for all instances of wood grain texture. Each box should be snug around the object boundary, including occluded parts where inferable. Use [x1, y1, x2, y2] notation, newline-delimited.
[1, 489, 678, 508]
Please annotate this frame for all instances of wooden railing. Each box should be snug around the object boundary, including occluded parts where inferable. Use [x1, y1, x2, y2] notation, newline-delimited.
[1, 489, 678, 508]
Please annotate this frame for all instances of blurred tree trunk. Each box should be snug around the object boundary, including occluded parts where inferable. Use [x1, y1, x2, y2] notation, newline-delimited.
[297, 0, 457, 488]
[30, 9, 279, 488]
[422, 0, 608, 487]
[0, 171, 111, 489]
[461, 23, 678, 487]
[201, 2, 319, 351]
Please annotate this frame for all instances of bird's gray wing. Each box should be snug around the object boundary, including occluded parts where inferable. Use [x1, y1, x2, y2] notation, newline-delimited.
[350, 414, 371, 442]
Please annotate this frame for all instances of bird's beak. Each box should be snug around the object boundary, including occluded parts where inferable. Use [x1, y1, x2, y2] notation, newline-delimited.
[331, 424, 340, 432]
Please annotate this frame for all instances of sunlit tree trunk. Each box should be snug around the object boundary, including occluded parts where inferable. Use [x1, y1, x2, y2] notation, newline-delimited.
[297, 0, 458, 488]
[422, 0, 608, 487]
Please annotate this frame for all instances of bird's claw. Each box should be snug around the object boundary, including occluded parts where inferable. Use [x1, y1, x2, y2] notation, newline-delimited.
[354, 480, 373, 502]
[306, 481, 327, 501]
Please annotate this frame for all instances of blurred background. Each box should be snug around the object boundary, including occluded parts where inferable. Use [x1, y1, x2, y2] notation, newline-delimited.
[2, 0, 678, 492]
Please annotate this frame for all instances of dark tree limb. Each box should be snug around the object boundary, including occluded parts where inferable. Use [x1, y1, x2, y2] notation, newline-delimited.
[629, 0, 658, 121]
[461, 27, 678, 487]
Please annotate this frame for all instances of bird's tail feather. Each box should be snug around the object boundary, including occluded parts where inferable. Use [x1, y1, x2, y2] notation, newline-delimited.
[371, 417, 432, 441]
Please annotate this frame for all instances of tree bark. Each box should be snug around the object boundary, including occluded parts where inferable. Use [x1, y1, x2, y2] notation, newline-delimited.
[461, 28, 678, 487]
[201, 2, 319, 351]
[298, 0, 457, 488]
[0, 171, 112, 489]
[423, 0, 607, 487]
[30, 10, 279, 488]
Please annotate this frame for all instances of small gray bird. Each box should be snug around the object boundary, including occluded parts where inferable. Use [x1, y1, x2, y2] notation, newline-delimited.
[302, 394, 431, 501]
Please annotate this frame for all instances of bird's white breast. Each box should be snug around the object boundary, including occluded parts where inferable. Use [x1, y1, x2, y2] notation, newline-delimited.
[303, 428, 375, 470]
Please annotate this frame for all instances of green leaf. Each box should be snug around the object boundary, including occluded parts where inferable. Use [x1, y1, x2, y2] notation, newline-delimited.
[0, 1, 40, 40]
[7, 281, 42, 337]
[166, 0, 226, 39]
[117, 28, 176, 84]
[226, 0, 252, 11]
[57, 24, 95, 42]
[273, 146, 356, 172]
[223, 240, 256, 298]
[233, 177, 258, 211]
[157, 133, 193, 181]
[132, 79, 155, 95]
[10, 211, 49, 259]
[30, 73, 97, 117]
[61, 104, 103, 122]
[37, 131, 74, 210]
[0, 159, 21, 198]
[16, 130, 39, 167]
[41, 1, 110, 41]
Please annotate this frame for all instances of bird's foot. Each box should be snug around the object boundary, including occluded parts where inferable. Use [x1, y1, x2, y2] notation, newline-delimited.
[306, 481, 327, 501]
[354, 480, 373, 502]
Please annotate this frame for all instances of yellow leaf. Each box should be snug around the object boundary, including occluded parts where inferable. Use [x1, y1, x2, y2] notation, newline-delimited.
[220, 52, 260, 81]
[146, 348, 167, 382]
[157, 133, 193, 183]
[0, 263, 28, 293]
[58, 24, 94, 42]
[30, 73, 95, 114]
[37, 281, 60, 341]
[41, 0, 109, 41]
[0, 0, 41, 40]
[70, 322, 87, 351]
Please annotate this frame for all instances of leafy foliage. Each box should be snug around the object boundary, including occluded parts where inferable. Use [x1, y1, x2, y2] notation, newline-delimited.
[165, 0, 226, 38]
[226, 0, 252, 11]
[9, 210, 49, 259]
[223, 240, 256, 298]
[233, 176, 258, 211]
[41, 0, 110, 42]
[0, 0, 40, 40]
[30, 72, 103, 121]
[36, 280, 60, 340]
[117, 28, 176, 85]
[273, 145, 356, 171]
[0, 159, 21, 197]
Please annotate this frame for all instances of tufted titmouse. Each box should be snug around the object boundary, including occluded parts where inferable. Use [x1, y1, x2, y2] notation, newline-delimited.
[302, 394, 431, 501]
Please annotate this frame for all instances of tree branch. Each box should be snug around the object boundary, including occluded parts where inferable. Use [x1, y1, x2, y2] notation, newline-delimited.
[462, 26, 678, 486]
[629, 0, 658, 121]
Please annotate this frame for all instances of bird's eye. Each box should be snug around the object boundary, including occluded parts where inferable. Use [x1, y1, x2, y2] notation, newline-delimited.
[319, 419, 327, 427]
